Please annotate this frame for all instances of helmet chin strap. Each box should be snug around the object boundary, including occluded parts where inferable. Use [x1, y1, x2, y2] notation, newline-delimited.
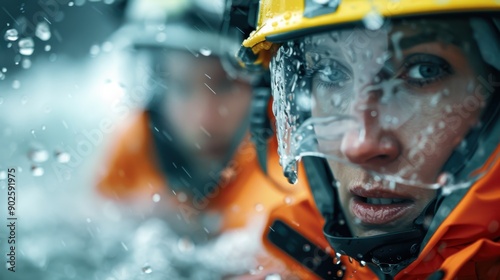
[304, 156, 438, 274]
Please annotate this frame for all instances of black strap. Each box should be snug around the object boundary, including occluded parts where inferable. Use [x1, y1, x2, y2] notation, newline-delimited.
[249, 75, 273, 173]
[268, 219, 344, 279]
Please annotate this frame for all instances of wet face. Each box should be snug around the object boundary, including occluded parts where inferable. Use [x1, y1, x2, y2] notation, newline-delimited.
[161, 51, 252, 165]
[305, 19, 485, 237]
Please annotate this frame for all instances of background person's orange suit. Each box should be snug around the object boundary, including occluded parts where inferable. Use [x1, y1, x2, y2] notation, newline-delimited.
[95, 111, 329, 279]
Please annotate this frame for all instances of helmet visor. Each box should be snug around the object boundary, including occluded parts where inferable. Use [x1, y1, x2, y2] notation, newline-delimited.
[271, 16, 499, 190]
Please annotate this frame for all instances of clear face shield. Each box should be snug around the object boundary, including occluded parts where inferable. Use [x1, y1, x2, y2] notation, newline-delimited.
[271, 16, 500, 194]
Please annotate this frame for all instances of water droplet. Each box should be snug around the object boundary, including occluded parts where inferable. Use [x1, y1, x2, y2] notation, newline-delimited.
[4, 29, 18, 41]
[313, 0, 330, 4]
[35, 22, 51, 41]
[86, 218, 92, 223]
[142, 265, 153, 274]
[363, 11, 384, 30]
[68, 1, 74, 6]
[284, 196, 294, 204]
[360, 260, 366, 267]
[430, 93, 441, 107]
[55, 151, 71, 163]
[31, 165, 44, 176]
[337, 270, 344, 277]
[2, 67, 7, 73]
[29, 149, 49, 163]
[177, 192, 187, 203]
[121, 241, 128, 251]
[152, 193, 161, 203]
[44, 45, 51, 52]
[22, 58, 31, 69]
[265, 273, 281, 280]
[255, 203, 264, 212]
[18, 38, 35, 56]
[89, 44, 100, 56]
[437, 172, 453, 187]
[199, 47, 212, 56]
[389, 180, 396, 190]
[0, 170, 7, 180]
[0, 73, 5, 80]
[348, 257, 353, 263]
[177, 237, 194, 252]
[303, 244, 311, 252]
[12, 80, 21, 89]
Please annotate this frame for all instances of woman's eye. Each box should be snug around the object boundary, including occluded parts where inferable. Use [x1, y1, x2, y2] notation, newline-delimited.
[314, 66, 351, 89]
[407, 63, 442, 79]
[400, 54, 452, 87]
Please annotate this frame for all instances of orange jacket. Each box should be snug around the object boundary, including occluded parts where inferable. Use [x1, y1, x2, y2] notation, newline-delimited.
[397, 147, 500, 280]
[265, 148, 500, 280]
[95, 111, 326, 278]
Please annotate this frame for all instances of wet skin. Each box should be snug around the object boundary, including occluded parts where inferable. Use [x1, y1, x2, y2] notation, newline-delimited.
[161, 50, 252, 168]
[306, 19, 485, 237]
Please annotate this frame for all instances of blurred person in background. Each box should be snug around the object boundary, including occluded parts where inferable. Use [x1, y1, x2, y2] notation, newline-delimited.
[95, 0, 319, 278]
[236, 0, 500, 279]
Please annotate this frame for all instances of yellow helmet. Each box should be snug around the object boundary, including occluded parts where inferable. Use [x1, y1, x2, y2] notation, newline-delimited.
[235, 0, 500, 275]
[239, 0, 500, 68]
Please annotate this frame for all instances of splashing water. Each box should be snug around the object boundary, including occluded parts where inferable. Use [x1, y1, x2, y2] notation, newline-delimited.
[35, 22, 52, 41]
[265, 273, 282, 280]
[31, 165, 45, 176]
[363, 11, 384, 31]
[4, 28, 19, 41]
[28, 149, 50, 163]
[55, 151, 71, 163]
[142, 264, 153, 274]
[199, 47, 212, 56]
[152, 193, 161, 203]
[19, 38, 35, 56]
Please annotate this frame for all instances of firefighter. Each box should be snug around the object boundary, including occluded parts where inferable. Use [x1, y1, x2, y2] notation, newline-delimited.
[96, 0, 315, 278]
[237, 0, 500, 279]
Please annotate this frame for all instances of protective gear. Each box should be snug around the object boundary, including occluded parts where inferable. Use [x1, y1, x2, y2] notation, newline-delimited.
[96, 112, 315, 275]
[109, 0, 257, 197]
[238, 0, 500, 278]
[96, 0, 320, 278]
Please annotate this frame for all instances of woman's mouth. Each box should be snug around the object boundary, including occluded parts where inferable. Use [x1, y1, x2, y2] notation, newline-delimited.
[349, 186, 415, 225]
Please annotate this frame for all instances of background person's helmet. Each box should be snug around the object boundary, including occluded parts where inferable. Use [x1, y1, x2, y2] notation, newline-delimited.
[110, 0, 257, 197]
[238, 0, 500, 275]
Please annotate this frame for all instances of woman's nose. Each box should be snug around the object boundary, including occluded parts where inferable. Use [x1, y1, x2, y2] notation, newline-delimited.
[340, 90, 401, 167]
